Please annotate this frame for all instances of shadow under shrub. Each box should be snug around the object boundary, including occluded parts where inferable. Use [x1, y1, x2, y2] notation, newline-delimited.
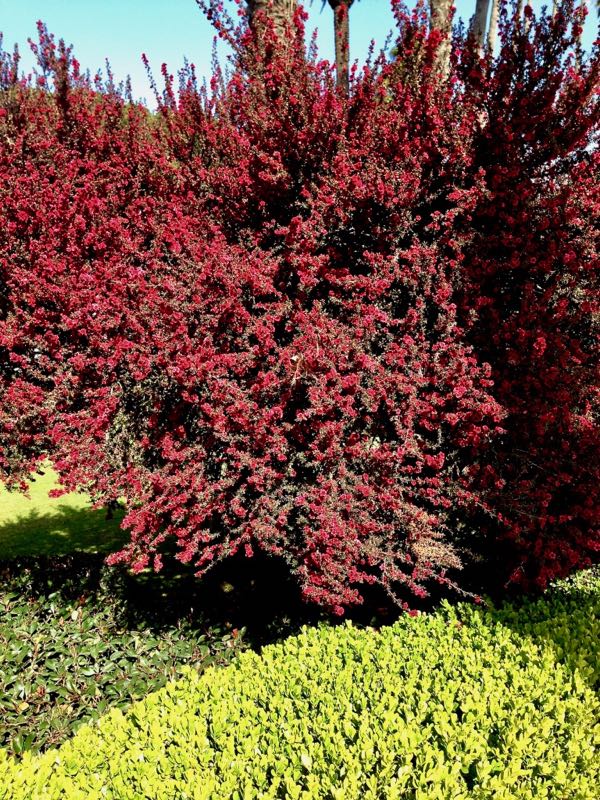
[0, 542, 518, 761]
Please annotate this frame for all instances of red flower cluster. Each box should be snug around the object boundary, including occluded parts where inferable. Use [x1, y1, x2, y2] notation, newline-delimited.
[456, 2, 600, 589]
[0, 3, 597, 610]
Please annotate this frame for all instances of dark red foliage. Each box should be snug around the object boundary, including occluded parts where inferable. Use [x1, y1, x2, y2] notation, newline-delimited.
[0, 3, 597, 611]
[455, 2, 600, 589]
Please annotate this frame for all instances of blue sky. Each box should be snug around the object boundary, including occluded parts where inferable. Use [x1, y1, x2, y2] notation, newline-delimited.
[0, 0, 597, 103]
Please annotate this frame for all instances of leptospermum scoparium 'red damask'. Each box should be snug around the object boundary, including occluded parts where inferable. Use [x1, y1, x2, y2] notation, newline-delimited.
[0, 1, 597, 611]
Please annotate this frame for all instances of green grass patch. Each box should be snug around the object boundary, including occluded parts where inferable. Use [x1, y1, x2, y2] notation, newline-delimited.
[1, 570, 598, 799]
[0, 467, 127, 559]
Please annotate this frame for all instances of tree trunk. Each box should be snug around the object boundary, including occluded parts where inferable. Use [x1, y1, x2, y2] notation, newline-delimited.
[574, 0, 587, 71]
[328, 0, 354, 93]
[247, 0, 297, 40]
[470, 0, 491, 50]
[429, 0, 453, 77]
[487, 0, 499, 51]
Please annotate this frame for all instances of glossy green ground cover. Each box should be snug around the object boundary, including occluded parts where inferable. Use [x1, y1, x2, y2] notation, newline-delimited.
[0, 466, 303, 760]
[0, 467, 126, 558]
[1, 569, 598, 800]
[0, 557, 246, 757]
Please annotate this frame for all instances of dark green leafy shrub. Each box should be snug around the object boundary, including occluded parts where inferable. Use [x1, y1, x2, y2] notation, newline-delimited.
[2, 570, 598, 799]
[0, 556, 246, 757]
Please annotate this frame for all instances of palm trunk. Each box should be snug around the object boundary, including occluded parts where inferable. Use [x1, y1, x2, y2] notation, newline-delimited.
[429, 0, 453, 78]
[470, 0, 491, 50]
[328, 0, 354, 93]
[247, 0, 297, 40]
[487, 0, 499, 51]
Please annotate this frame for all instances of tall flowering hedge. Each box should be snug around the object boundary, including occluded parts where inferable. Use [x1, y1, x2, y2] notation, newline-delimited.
[0, 3, 597, 610]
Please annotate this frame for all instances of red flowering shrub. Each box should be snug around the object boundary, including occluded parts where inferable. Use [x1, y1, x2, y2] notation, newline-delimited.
[455, 1, 600, 589]
[0, 3, 597, 610]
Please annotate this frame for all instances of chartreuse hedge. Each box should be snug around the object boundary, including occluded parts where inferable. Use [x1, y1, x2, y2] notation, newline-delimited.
[1, 572, 599, 800]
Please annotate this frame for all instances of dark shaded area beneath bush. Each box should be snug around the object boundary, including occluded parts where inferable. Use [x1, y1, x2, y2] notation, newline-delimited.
[0, 551, 321, 648]
[0, 543, 587, 647]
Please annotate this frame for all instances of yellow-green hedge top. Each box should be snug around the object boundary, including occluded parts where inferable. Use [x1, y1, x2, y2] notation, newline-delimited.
[2, 571, 599, 800]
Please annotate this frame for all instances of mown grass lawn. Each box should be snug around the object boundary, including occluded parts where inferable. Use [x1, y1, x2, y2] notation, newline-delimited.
[0, 466, 127, 559]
